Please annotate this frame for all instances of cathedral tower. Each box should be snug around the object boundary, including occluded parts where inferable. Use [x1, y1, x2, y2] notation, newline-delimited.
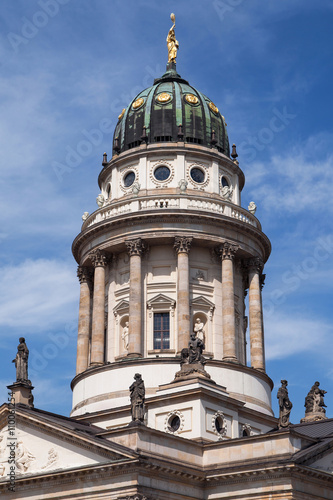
[71, 17, 275, 439]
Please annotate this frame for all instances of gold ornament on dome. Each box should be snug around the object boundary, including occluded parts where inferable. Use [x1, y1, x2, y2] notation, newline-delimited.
[118, 108, 125, 120]
[156, 92, 171, 103]
[132, 97, 144, 110]
[185, 94, 199, 105]
[222, 115, 227, 126]
[167, 13, 179, 63]
[209, 102, 219, 114]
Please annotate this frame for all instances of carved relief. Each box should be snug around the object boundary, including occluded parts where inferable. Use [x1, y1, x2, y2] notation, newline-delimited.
[96, 193, 105, 208]
[16, 441, 35, 474]
[191, 269, 206, 281]
[221, 185, 233, 200]
[42, 448, 59, 470]
[0, 434, 6, 477]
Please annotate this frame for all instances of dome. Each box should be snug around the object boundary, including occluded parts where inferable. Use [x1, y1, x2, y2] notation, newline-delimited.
[112, 63, 230, 156]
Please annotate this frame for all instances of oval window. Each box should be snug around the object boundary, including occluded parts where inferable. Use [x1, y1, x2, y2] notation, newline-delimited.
[123, 171, 135, 187]
[168, 415, 181, 432]
[221, 176, 229, 188]
[190, 167, 205, 184]
[215, 417, 224, 435]
[154, 165, 171, 181]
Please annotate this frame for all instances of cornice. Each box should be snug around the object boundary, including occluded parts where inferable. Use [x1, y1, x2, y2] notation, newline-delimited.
[72, 211, 271, 265]
[1, 454, 331, 494]
[70, 357, 273, 391]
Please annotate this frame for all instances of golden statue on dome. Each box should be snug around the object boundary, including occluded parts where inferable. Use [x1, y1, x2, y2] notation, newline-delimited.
[167, 13, 179, 63]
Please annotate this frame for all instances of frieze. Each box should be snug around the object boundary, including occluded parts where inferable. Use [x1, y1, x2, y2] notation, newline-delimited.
[73, 213, 271, 262]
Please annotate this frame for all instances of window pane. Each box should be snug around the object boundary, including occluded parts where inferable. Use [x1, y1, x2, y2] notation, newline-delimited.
[153, 312, 170, 350]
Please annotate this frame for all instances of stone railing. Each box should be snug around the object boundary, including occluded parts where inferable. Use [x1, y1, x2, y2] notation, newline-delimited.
[82, 195, 260, 230]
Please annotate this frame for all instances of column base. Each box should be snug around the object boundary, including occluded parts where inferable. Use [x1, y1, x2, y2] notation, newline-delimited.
[126, 353, 143, 359]
[252, 366, 265, 373]
[222, 356, 239, 364]
[90, 362, 104, 367]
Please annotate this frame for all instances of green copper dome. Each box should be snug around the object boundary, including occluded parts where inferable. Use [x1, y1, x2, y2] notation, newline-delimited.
[112, 63, 230, 156]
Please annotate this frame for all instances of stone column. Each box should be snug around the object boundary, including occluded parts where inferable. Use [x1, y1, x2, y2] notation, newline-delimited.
[247, 257, 265, 372]
[125, 238, 146, 357]
[174, 236, 192, 352]
[90, 249, 108, 366]
[76, 266, 92, 374]
[217, 242, 239, 363]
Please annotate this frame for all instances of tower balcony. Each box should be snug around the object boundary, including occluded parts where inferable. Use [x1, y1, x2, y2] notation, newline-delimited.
[82, 194, 261, 232]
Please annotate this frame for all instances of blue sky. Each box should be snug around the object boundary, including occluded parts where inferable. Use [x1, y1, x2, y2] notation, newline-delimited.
[0, 0, 332, 424]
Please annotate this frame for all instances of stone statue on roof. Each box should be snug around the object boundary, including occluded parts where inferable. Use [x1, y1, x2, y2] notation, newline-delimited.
[305, 381, 327, 414]
[277, 380, 292, 428]
[129, 373, 146, 423]
[12, 337, 30, 384]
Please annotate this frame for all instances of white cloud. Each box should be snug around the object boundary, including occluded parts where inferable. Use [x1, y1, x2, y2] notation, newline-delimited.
[0, 259, 78, 333]
[246, 136, 333, 214]
[265, 314, 333, 360]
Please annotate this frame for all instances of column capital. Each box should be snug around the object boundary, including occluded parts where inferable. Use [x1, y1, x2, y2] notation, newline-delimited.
[260, 273, 266, 290]
[89, 249, 110, 268]
[216, 242, 239, 261]
[174, 236, 193, 254]
[244, 256, 264, 274]
[125, 238, 147, 256]
[77, 266, 93, 284]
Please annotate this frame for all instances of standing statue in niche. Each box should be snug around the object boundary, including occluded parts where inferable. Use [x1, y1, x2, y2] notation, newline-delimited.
[129, 373, 146, 423]
[12, 338, 30, 384]
[122, 322, 129, 351]
[193, 317, 205, 342]
[166, 13, 179, 63]
[305, 381, 327, 414]
[277, 380, 293, 428]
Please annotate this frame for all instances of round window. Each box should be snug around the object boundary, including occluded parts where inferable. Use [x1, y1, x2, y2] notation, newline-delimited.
[221, 176, 229, 188]
[154, 165, 171, 182]
[168, 415, 181, 432]
[123, 171, 135, 187]
[190, 167, 205, 184]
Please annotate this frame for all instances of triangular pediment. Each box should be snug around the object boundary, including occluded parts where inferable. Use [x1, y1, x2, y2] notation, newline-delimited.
[0, 403, 136, 479]
[147, 294, 176, 308]
[191, 295, 215, 309]
[113, 300, 129, 315]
